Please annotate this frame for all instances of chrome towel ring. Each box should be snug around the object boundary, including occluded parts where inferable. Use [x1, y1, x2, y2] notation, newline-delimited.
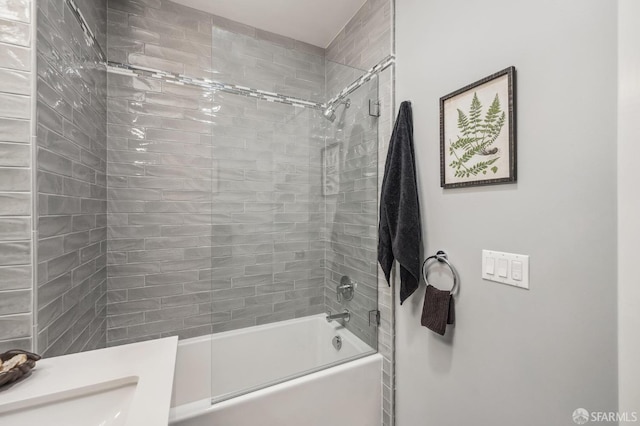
[422, 250, 459, 295]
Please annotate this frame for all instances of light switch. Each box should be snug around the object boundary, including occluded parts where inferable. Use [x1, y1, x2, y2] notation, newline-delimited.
[482, 250, 530, 290]
[485, 257, 495, 275]
[512, 261, 523, 281]
[497, 259, 508, 277]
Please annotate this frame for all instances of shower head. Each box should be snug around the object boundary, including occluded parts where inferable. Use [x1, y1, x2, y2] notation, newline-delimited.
[322, 98, 351, 122]
[323, 107, 336, 122]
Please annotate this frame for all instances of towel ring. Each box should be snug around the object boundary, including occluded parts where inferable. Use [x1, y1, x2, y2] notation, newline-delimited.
[422, 250, 458, 295]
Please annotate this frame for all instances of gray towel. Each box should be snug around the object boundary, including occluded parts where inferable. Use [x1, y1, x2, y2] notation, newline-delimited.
[378, 101, 422, 304]
[421, 285, 455, 335]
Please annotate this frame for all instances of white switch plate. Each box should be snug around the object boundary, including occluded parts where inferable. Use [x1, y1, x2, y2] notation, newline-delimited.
[482, 250, 530, 289]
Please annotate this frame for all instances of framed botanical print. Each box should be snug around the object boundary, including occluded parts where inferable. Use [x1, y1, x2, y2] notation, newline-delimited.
[440, 66, 517, 188]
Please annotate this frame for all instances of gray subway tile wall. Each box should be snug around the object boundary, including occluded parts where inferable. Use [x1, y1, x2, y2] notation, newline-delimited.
[0, 0, 33, 353]
[105, 0, 327, 345]
[326, 0, 392, 72]
[210, 21, 324, 103]
[36, 0, 107, 357]
[105, 65, 216, 344]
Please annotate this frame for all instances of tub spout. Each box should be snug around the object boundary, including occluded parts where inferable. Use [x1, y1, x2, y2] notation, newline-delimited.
[326, 309, 350, 323]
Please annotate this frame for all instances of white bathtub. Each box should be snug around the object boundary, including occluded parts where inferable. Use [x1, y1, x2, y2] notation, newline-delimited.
[169, 314, 382, 426]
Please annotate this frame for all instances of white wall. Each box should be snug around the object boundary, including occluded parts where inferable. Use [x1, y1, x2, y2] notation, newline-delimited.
[395, 1, 618, 424]
[618, 0, 640, 414]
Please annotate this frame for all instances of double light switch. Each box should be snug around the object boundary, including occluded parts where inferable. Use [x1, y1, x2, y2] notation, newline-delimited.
[482, 250, 529, 289]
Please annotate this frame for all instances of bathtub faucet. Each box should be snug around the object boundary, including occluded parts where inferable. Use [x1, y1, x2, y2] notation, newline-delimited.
[326, 309, 350, 323]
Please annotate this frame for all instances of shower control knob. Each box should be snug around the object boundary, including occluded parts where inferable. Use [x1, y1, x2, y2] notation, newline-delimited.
[336, 276, 356, 303]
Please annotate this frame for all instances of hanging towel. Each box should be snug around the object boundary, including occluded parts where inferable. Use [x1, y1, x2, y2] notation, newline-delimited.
[378, 101, 422, 304]
[421, 285, 455, 335]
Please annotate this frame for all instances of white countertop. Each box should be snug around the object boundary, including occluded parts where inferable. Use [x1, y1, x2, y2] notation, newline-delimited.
[0, 337, 178, 426]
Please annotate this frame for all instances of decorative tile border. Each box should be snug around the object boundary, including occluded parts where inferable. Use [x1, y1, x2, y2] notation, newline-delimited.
[67, 0, 395, 113]
[107, 61, 326, 110]
[65, 0, 106, 62]
[107, 55, 396, 112]
[67, 0, 397, 113]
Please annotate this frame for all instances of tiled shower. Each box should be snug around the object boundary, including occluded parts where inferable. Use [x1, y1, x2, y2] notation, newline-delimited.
[1, 0, 395, 423]
[100, 0, 386, 348]
[105, 5, 329, 343]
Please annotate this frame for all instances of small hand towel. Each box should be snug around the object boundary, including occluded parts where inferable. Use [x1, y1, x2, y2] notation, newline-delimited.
[421, 285, 455, 335]
[378, 101, 422, 304]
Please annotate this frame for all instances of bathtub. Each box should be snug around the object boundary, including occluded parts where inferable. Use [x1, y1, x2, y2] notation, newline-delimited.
[169, 314, 382, 426]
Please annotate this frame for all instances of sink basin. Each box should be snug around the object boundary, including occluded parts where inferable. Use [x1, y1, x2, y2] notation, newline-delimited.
[0, 337, 177, 425]
[0, 376, 139, 426]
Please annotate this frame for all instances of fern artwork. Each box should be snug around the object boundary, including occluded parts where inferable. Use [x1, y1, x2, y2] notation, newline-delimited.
[440, 67, 517, 188]
[450, 92, 504, 178]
